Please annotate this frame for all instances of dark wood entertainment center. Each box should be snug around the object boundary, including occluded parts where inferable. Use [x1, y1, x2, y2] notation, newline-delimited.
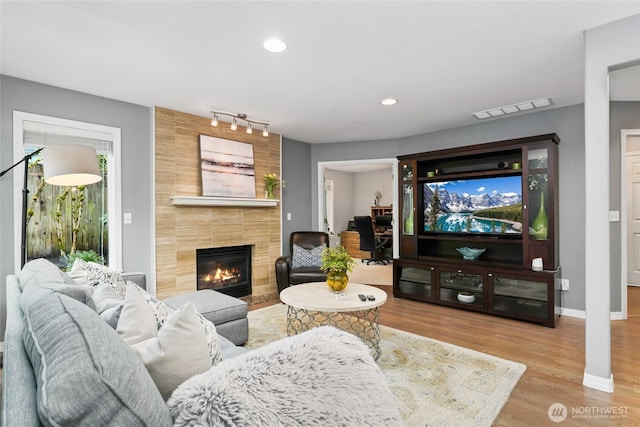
[393, 133, 561, 327]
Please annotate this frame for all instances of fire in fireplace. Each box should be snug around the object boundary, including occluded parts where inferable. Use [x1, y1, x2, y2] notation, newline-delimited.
[196, 245, 251, 297]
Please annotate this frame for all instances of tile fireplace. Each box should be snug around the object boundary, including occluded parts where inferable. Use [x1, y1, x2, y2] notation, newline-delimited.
[196, 245, 252, 298]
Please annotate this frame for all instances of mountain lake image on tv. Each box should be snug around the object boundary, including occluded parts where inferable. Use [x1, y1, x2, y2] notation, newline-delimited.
[423, 175, 523, 235]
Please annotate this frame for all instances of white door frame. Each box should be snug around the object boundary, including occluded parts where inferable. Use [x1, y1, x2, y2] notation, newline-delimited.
[620, 128, 640, 320]
[324, 179, 335, 243]
[317, 158, 399, 257]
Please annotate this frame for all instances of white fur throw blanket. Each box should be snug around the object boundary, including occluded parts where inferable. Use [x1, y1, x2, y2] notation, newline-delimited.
[168, 326, 402, 426]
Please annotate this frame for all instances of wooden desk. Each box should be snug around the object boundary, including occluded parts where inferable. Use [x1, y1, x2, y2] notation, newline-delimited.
[340, 231, 370, 259]
[340, 230, 393, 259]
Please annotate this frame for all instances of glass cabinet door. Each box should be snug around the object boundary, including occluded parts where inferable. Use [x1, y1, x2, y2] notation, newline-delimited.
[402, 183, 414, 235]
[401, 162, 415, 236]
[438, 269, 484, 309]
[396, 264, 434, 302]
[491, 274, 549, 319]
[528, 148, 549, 241]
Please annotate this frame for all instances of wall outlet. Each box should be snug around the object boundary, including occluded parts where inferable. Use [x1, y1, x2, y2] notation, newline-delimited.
[124, 213, 132, 224]
[287, 212, 292, 221]
[560, 278, 569, 291]
[609, 210, 620, 222]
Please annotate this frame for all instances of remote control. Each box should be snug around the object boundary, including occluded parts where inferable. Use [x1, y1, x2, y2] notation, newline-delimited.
[367, 295, 375, 301]
[358, 294, 367, 301]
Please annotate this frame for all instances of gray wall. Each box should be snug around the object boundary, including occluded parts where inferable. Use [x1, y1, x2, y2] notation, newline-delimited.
[310, 138, 402, 232]
[353, 169, 394, 214]
[310, 105, 588, 310]
[301, 102, 640, 312]
[324, 168, 355, 239]
[281, 137, 312, 255]
[0, 75, 153, 340]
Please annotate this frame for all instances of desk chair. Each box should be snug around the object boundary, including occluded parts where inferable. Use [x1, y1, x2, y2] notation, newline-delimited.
[354, 216, 391, 265]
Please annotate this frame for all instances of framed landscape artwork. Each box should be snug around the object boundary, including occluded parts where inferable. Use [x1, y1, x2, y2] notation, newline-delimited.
[199, 135, 256, 198]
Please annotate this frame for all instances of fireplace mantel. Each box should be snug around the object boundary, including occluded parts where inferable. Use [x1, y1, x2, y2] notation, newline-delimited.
[171, 195, 278, 207]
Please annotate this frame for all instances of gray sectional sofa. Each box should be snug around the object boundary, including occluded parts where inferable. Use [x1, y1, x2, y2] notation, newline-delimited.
[2, 259, 249, 426]
[3, 259, 402, 426]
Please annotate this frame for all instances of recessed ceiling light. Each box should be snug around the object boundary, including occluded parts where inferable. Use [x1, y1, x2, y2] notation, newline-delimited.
[380, 98, 398, 106]
[263, 38, 287, 53]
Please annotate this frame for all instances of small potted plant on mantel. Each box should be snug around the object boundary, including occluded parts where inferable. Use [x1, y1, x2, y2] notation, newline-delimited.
[321, 245, 357, 293]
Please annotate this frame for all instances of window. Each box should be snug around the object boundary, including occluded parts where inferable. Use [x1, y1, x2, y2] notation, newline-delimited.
[13, 111, 122, 271]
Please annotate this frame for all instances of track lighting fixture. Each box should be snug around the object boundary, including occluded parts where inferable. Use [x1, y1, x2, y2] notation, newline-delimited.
[210, 110, 270, 137]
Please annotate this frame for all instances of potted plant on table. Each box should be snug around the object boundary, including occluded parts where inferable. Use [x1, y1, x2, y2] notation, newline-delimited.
[321, 245, 357, 292]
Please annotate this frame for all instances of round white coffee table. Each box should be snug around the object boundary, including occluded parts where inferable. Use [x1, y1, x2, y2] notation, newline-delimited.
[279, 282, 387, 360]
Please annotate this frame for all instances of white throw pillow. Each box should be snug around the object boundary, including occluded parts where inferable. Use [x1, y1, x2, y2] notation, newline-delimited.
[117, 287, 212, 400]
[68, 258, 127, 297]
[125, 282, 222, 366]
[116, 284, 158, 346]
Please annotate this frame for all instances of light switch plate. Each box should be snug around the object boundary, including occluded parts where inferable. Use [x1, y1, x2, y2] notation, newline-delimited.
[609, 211, 620, 222]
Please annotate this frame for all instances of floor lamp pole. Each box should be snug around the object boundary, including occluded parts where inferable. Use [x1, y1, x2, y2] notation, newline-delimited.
[0, 147, 43, 268]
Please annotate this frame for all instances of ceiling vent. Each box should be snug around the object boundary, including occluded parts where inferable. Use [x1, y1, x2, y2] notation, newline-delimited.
[473, 97, 552, 120]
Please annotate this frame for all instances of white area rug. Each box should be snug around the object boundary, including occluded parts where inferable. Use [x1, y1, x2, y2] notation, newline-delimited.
[247, 304, 526, 427]
[349, 258, 393, 286]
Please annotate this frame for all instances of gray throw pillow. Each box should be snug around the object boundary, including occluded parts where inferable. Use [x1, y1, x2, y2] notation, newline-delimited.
[291, 243, 325, 269]
[18, 258, 97, 311]
[91, 282, 125, 328]
[20, 283, 172, 427]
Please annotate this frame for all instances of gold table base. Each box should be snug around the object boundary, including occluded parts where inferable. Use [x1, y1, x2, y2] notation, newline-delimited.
[286, 305, 381, 360]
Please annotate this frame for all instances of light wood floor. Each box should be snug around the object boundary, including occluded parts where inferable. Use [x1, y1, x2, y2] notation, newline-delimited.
[252, 286, 640, 426]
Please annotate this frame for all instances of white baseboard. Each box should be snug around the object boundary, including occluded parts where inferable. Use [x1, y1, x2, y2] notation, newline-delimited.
[560, 308, 625, 320]
[561, 307, 585, 318]
[583, 369, 614, 393]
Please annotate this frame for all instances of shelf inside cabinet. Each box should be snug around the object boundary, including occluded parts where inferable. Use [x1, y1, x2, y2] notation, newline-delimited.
[439, 287, 484, 308]
[418, 168, 522, 182]
[417, 255, 523, 270]
[418, 234, 522, 243]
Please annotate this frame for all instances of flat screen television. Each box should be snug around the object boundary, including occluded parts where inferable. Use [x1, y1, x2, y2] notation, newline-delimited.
[423, 175, 523, 235]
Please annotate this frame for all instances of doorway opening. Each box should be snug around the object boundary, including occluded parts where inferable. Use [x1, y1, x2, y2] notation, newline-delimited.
[317, 158, 398, 258]
[620, 128, 640, 319]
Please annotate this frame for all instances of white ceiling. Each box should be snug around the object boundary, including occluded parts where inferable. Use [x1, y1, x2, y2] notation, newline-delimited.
[1, 1, 639, 144]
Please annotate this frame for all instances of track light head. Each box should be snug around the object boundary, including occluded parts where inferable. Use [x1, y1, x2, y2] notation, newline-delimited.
[209, 110, 269, 137]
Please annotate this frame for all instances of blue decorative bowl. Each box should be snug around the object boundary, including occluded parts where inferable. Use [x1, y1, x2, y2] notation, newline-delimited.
[456, 247, 486, 260]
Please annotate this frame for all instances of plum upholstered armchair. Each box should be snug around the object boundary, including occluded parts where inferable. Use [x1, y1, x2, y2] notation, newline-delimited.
[275, 231, 330, 293]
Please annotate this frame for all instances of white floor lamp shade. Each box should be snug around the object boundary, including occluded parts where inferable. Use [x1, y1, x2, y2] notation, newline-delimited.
[43, 144, 102, 186]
